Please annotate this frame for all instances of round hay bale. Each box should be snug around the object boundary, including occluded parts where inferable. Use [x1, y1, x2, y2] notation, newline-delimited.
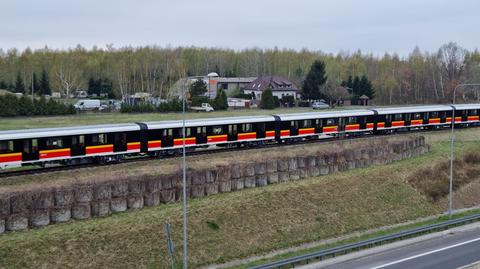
[6, 214, 28, 231]
[110, 198, 127, 213]
[316, 155, 327, 166]
[244, 176, 256, 188]
[299, 169, 307, 179]
[32, 191, 54, 210]
[231, 178, 244, 191]
[128, 179, 146, 195]
[160, 174, 174, 189]
[0, 218, 4, 233]
[267, 173, 279, 184]
[288, 158, 298, 171]
[289, 170, 300, 180]
[93, 184, 111, 201]
[306, 156, 316, 168]
[266, 160, 278, 173]
[160, 190, 175, 203]
[255, 162, 266, 175]
[319, 165, 329, 175]
[54, 188, 74, 207]
[256, 175, 268, 186]
[231, 164, 242, 179]
[10, 192, 33, 214]
[205, 170, 217, 183]
[297, 157, 306, 168]
[191, 169, 206, 185]
[277, 158, 289, 172]
[72, 203, 91, 220]
[111, 181, 128, 198]
[205, 183, 219, 196]
[0, 195, 10, 217]
[91, 200, 110, 217]
[217, 166, 231, 182]
[74, 185, 93, 203]
[127, 195, 144, 209]
[50, 206, 71, 223]
[191, 185, 205, 198]
[278, 171, 289, 182]
[30, 210, 50, 227]
[143, 192, 160, 206]
[218, 181, 232, 193]
[243, 164, 255, 177]
[145, 176, 161, 193]
[309, 167, 320, 177]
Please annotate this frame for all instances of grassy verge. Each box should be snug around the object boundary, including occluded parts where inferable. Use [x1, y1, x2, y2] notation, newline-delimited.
[230, 208, 480, 269]
[0, 130, 478, 268]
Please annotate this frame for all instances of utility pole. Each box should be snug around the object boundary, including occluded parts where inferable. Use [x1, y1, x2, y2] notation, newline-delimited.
[181, 76, 188, 268]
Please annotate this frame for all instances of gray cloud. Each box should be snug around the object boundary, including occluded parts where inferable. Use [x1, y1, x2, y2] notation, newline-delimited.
[0, 0, 479, 56]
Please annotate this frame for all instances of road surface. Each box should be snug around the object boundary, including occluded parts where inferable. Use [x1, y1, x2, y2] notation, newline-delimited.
[299, 222, 480, 269]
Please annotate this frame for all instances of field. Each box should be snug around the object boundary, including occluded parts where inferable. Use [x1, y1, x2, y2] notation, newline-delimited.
[0, 128, 479, 268]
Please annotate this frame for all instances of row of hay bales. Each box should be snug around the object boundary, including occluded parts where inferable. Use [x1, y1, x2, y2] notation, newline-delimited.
[0, 136, 429, 233]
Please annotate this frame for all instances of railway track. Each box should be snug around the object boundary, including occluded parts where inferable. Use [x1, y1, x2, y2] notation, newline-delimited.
[0, 126, 465, 179]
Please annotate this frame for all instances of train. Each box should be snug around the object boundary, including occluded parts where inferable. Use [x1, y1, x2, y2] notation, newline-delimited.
[1, 104, 480, 170]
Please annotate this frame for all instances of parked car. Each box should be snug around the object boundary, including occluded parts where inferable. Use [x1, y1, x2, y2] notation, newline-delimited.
[312, 101, 329, 109]
[74, 99, 102, 111]
[190, 103, 214, 112]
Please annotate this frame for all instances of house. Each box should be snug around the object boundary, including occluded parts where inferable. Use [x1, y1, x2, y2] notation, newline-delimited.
[243, 75, 300, 100]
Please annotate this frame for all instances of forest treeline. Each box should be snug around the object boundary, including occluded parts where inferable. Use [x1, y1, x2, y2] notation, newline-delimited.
[0, 42, 479, 105]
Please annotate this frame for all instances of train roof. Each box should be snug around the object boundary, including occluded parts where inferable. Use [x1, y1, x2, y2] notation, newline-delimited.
[452, 103, 480, 110]
[0, 123, 140, 140]
[275, 109, 374, 121]
[371, 105, 452, 114]
[144, 115, 276, 129]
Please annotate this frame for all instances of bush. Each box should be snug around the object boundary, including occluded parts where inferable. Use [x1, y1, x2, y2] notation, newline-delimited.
[233, 92, 253, 100]
[212, 89, 228, 110]
[121, 99, 185, 113]
[191, 96, 210, 107]
[280, 95, 295, 107]
[0, 94, 75, 117]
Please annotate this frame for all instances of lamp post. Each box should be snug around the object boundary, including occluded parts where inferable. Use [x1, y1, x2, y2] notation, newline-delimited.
[448, 83, 480, 218]
[181, 76, 188, 268]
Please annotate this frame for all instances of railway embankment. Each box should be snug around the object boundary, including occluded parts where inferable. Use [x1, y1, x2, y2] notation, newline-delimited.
[0, 135, 429, 233]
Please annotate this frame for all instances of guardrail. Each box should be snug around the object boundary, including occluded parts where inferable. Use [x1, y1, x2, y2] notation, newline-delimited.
[250, 213, 480, 269]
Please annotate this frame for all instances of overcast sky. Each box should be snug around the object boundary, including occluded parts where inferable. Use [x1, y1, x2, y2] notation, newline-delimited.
[1, 0, 479, 56]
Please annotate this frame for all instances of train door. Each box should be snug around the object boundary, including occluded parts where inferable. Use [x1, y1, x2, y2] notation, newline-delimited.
[71, 135, 85, 156]
[256, 122, 266, 139]
[196, 126, 207, 144]
[163, 129, 174, 147]
[338, 117, 346, 132]
[21, 139, 38, 161]
[290, 121, 299, 136]
[114, 133, 127, 152]
[227, 124, 238, 141]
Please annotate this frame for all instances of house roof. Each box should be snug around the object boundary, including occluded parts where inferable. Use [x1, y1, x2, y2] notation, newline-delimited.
[243, 75, 299, 92]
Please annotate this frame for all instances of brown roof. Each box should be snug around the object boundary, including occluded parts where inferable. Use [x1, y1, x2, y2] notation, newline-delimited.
[243, 75, 299, 92]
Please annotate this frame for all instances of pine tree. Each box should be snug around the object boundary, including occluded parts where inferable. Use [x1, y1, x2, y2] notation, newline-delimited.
[213, 88, 228, 110]
[32, 73, 40, 94]
[40, 69, 51, 95]
[360, 75, 375, 99]
[189, 79, 208, 97]
[301, 60, 328, 100]
[15, 72, 25, 93]
[260, 88, 275, 109]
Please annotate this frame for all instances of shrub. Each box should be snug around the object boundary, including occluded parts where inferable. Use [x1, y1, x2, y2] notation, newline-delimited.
[0, 94, 75, 117]
[260, 88, 275, 109]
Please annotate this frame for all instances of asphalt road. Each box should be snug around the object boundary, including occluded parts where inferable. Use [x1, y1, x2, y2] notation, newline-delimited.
[299, 223, 480, 269]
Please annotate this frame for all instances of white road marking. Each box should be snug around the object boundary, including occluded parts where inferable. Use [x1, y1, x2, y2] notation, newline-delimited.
[370, 237, 480, 269]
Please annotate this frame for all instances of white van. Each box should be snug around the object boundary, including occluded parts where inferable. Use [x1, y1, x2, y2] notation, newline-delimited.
[74, 99, 101, 111]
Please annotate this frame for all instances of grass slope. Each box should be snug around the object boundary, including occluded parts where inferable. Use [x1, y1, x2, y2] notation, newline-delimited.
[0, 129, 479, 268]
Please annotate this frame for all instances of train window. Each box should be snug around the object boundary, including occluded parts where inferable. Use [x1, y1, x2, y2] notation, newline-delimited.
[326, 119, 336, 126]
[212, 126, 223, 135]
[46, 137, 63, 148]
[168, 129, 173, 136]
[430, 112, 439, 118]
[348, 117, 357, 124]
[0, 141, 13, 153]
[32, 139, 38, 150]
[469, 109, 478, 116]
[302, 120, 310, 128]
[186, 128, 191, 137]
[228, 125, 237, 135]
[242, 123, 252, 132]
[315, 119, 321, 127]
[92, 134, 106, 145]
[412, 113, 421, 120]
[385, 115, 391, 122]
[404, 114, 411, 121]
[393, 114, 403, 121]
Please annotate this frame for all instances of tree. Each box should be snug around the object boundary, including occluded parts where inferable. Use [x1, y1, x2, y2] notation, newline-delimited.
[0, 80, 7, 89]
[320, 85, 350, 107]
[359, 75, 375, 99]
[32, 73, 40, 94]
[213, 88, 228, 110]
[260, 88, 275, 109]
[15, 72, 25, 93]
[302, 60, 328, 100]
[189, 79, 207, 98]
[40, 69, 51, 95]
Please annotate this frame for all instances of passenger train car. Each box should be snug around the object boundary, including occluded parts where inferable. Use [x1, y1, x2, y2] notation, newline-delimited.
[1, 104, 480, 169]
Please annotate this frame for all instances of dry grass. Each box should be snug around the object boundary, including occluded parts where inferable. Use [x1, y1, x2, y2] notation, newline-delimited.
[0, 154, 438, 268]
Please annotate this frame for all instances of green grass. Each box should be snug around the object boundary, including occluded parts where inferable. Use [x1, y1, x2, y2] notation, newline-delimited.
[0, 129, 478, 268]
